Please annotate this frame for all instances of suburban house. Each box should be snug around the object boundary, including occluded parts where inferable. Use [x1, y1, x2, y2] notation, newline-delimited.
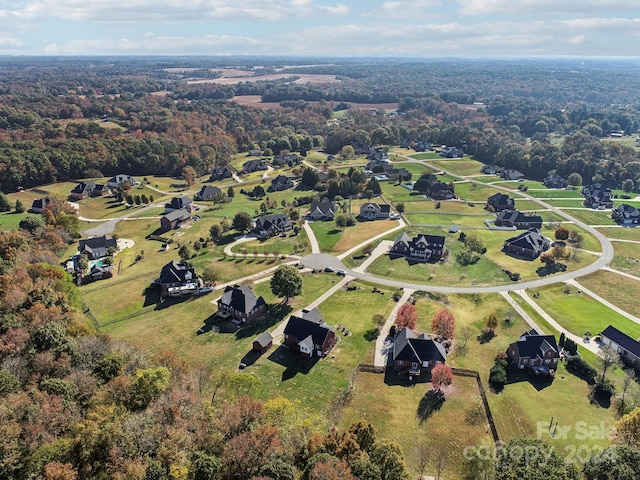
[252, 332, 273, 354]
[495, 210, 543, 229]
[612, 203, 640, 225]
[352, 143, 373, 155]
[440, 146, 464, 158]
[247, 149, 264, 157]
[78, 235, 118, 260]
[210, 166, 234, 181]
[217, 284, 266, 322]
[156, 260, 199, 297]
[503, 228, 551, 259]
[160, 209, 191, 232]
[269, 175, 294, 192]
[543, 174, 568, 189]
[106, 174, 139, 189]
[486, 193, 515, 212]
[242, 159, 268, 174]
[166, 196, 194, 212]
[391, 167, 412, 182]
[308, 198, 339, 220]
[366, 158, 393, 173]
[500, 169, 525, 181]
[254, 213, 293, 238]
[582, 184, 614, 209]
[272, 153, 300, 167]
[392, 327, 447, 376]
[195, 185, 222, 201]
[70, 181, 97, 199]
[391, 232, 446, 262]
[507, 329, 560, 376]
[89, 263, 114, 281]
[481, 164, 503, 175]
[30, 197, 52, 213]
[93, 184, 112, 197]
[359, 202, 391, 220]
[428, 181, 455, 200]
[367, 148, 388, 161]
[600, 325, 640, 370]
[283, 308, 338, 359]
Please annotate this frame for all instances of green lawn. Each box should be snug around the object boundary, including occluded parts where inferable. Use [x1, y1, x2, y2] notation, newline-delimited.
[610, 241, 640, 277]
[577, 270, 640, 318]
[403, 199, 486, 215]
[404, 212, 491, 228]
[0, 210, 31, 231]
[561, 209, 616, 226]
[410, 152, 441, 160]
[309, 218, 399, 254]
[598, 227, 640, 241]
[544, 199, 588, 208]
[527, 189, 583, 199]
[430, 159, 486, 177]
[230, 231, 311, 256]
[529, 284, 640, 338]
[453, 183, 503, 202]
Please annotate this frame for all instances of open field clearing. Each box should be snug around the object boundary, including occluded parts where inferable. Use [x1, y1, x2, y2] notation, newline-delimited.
[404, 212, 490, 228]
[410, 152, 441, 160]
[430, 159, 485, 176]
[229, 94, 399, 111]
[577, 270, 640, 318]
[309, 218, 399, 254]
[561, 209, 616, 226]
[544, 199, 587, 208]
[529, 284, 640, 339]
[610, 241, 640, 277]
[527, 189, 583, 199]
[453, 183, 503, 202]
[230, 231, 311, 256]
[191, 73, 341, 85]
[598, 226, 640, 241]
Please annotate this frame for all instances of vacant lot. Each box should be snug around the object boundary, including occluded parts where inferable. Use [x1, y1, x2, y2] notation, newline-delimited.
[453, 182, 504, 202]
[577, 270, 640, 318]
[561, 209, 616, 226]
[530, 284, 640, 338]
[610, 241, 640, 277]
[527, 189, 583, 199]
[309, 218, 399, 254]
[430, 159, 485, 177]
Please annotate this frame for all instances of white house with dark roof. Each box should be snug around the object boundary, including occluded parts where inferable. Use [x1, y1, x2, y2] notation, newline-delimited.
[358, 202, 391, 220]
[391, 232, 446, 262]
[308, 198, 338, 220]
[78, 235, 118, 260]
[106, 174, 139, 189]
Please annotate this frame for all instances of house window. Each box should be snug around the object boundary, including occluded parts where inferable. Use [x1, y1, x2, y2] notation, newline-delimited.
[544, 359, 551, 364]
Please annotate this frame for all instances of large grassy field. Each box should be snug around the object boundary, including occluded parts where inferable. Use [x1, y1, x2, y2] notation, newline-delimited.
[430, 159, 485, 177]
[453, 182, 504, 202]
[545, 199, 588, 208]
[527, 189, 583, 199]
[610, 241, 640, 277]
[410, 152, 441, 160]
[309, 218, 399, 254]
[105, 276, 397, 421]
[598, 227, 640, 241]
[530, 284, 640, 338]
[577, 270, 640, 318]
[404, 212, 492, 228]
[230, 231, 311, 256]
[0, 209, 31, 231]
[561, 209, 616, 226]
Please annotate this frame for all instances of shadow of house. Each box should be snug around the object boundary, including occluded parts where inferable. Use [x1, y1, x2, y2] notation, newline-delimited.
[267, 345, 319, 381]
[507, 329, 560, 381]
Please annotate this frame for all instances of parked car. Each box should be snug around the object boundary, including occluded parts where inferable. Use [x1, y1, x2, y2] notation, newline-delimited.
[324, 266, 334, 273]
[337, 269, 346, 276]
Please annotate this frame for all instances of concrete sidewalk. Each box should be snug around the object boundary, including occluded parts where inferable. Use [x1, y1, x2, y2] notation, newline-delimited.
[303, 221, 321, 254]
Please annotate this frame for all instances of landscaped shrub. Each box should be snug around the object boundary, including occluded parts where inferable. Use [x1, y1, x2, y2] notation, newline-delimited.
[489, 358, 508, 389]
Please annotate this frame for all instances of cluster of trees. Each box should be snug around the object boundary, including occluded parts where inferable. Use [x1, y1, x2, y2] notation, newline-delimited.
[0, 222, 420, 480]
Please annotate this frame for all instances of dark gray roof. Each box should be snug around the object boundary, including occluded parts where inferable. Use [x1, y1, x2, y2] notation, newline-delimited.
[504, 228, 550, 253]
[79, 235, 117, 257]
[283, 312, 334, 346]
[219, 284, 266, 314]
[511, 331, 559, 360]
[310, 198, 337, 216]
[254, 332, 273, 348]
[158, 260, 196, 285]
[393, 327, 447, 363]
[497, 210, 543, 225]
[71, 181, 96, 194]
[601, 325, 640, 357]
[255, 213, 291, 232]
[162, 208, 191, 222]
[196, 185, 222, 200]
[168, 196, 193, 209]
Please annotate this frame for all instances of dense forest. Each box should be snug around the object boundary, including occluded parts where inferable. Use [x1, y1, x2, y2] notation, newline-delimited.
[1, 57, 640, 192]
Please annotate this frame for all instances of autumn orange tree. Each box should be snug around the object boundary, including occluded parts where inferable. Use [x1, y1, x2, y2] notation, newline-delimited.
[431, 363, 453, 392]
[395, 303, 417, 330]
[431, 308, 455, 338]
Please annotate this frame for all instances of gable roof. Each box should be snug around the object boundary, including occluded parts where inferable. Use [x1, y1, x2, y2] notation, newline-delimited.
[219, 284, 266, 314]
[393, 327, 447, 363]
[254, 332, 273, 348]
[511, 330, 560, 359]
[497, 210, 543, 225]
[310, 198, 338, 216]
[613, 203, 640, 219]
[168, 196, 193, 210]
[158, 260, 196, 285]
[255, 213, 291, 232]
[504, 228, 550, 253]
[71, 181, 96, 195]
[196, 185, 222, 200]
[162, 208, 191, 223]
[79, 235, 117, 257]
[487, 193, 514, 206]
[271, 175, 293, 186]
[283, 310, 334, 347]
[601, 325, 640, 358]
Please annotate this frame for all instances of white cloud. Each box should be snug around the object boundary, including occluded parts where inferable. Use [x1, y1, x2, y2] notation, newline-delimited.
[0, 36, 23, 48]
[457, 0, 640, 16]
[15, 0, 349, 23]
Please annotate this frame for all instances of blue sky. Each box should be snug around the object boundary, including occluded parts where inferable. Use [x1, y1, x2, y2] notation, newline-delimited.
[0, 0, 639, 56]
